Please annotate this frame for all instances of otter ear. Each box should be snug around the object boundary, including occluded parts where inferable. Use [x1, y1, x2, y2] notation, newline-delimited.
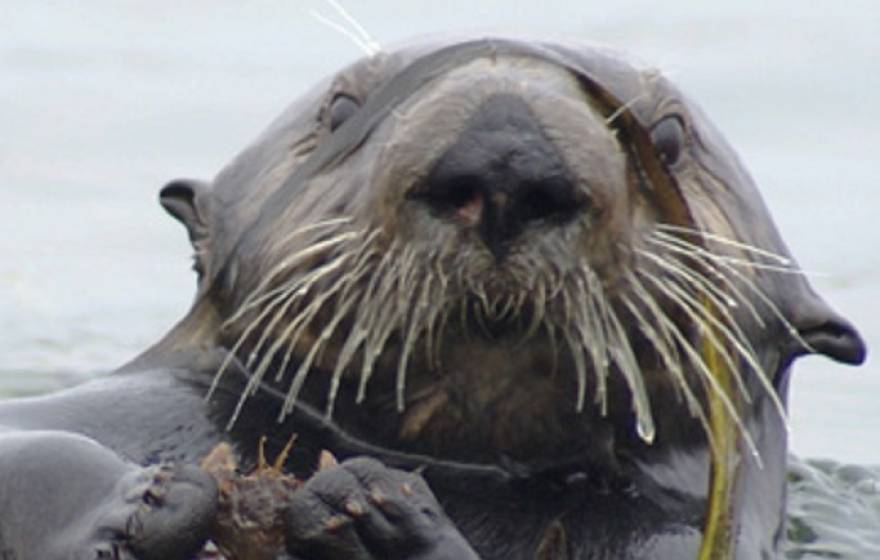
[160, 179, 214, 281]
[159, 179, 212, 246]
[791, 297, 866, 365]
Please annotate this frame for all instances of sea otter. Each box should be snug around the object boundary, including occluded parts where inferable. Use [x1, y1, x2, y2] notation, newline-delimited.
[0, 37, 866, 559]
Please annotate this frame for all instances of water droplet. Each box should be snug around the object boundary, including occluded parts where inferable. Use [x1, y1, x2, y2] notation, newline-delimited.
[637, 416, 656, 444]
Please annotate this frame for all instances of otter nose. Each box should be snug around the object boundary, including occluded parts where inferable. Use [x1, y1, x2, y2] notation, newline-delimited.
[419, 94, 585, 259]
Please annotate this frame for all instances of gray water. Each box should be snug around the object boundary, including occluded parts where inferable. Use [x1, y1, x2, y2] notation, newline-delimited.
[1, 1, 878, 556]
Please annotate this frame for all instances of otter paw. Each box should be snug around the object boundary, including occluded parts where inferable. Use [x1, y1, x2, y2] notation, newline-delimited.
[92, 464, 218, 560]
[284, 457, 478, 560]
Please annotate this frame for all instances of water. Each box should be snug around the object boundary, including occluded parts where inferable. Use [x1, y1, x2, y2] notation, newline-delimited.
[1, 1, 878, 555]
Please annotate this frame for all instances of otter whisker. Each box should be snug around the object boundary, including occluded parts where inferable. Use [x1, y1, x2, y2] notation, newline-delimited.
[316, 236, 393, 402]
[650, 233, 813, 352]
[458, 296, 473, 341]
[559, 275, 575, 330]
[605, 91, 649, 126]
[225, 256, 356, 428]
[712, 256, 815, 352]
[630, 271, 761, 463]
[225, 229, 359, 327]
[595, 276, 655, 444]
[272, 216, 355, 251]
[493, 293, 516, 322]
[713, 259, 810, 276]
[621, 271, 708, 412]
[470, 277, 491, 323]
[211, 275, 313, 402]
[512, 286, 529, 325]
[544, 321, 560, 378]
[566, 273, 604, 414]
[282, 294, 358, 420]
[426, 244, 454, 370]
[661, 314, 754, 460]
[310, 9, 380, 57]
[325, 0, 380, 47]
[274, 242, 375, 419]
[230, 226, 358, 313]
[270, 284, 343, 385]
[570, 308, 603, 414]
[395, 243, 421, 306]
[257, 227, 359, 284]
[245, 253, 353, 375]
[357, 242, 414, 401]
[320, 0, 381, 54]
[471, 298, 491, 338]
[623, 273, 705, 422]
[395, 271, 435, 412]
[563, 328, 589, 414]
[330, 240, 399, 402]
[293, 239, 380, 419]
[521, 277, 547, 341]
[291, 281, 365, 420]
[640, 248, 787, 408]
[423, 256, 450, 372]
[618, 289, 714, 450]
[242, 234, 369, 402]
[641, 273, 752, 404]
[652, 230, 807, 275]
[429, 306, 450, 372]
[562, 264, 649, 429]
[640, 249, 768, 390]
[658, 273, 789, 429]
[655, 224, 792, 266]
[584, 270, 611, 413]
[548, 262, 567, 301]
[637, 248, 739, 310]
[637, 250, 757, 392]
[647, 236, 767, 328]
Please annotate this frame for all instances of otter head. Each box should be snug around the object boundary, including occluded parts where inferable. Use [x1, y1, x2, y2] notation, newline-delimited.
[158, 38, 865, 480]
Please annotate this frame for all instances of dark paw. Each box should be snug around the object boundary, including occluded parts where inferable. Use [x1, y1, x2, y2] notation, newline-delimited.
[285, 457, 478, 560]
[91, 464, 218, 560]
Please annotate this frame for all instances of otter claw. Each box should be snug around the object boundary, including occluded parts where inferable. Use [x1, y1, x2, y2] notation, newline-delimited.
[113, 464, 218, 560]
[285, 457, 479, 560]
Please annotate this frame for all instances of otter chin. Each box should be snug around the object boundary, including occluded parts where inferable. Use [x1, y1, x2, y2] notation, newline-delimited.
[0, 35, 865, 560]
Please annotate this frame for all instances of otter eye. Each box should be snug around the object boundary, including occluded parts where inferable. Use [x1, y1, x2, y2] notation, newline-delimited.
[329, 94, 360, 131]
[650, 115, 686, 167]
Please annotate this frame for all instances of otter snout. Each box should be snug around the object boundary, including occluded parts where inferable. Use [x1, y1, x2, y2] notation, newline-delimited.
[416, 93, 588, 260]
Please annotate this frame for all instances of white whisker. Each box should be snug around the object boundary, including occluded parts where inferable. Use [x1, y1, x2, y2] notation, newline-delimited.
[651, 232, 814, 353]
[618, 287, 705, 424]
[594, 273, 654, 444]
[225, 229, 359, 327]
[656, 224, 791, 265]
[395, 270, 434, 412]
[324, 0, 382, 53]
[311, 0, 381, 56]
[605, 92, 649, 126]
[642, 273, 752, 403]
[563, 328, 589, 413]
[650, 292, 760, 464]
[646, 236, 767, 328]
[653, 229, 811, 276]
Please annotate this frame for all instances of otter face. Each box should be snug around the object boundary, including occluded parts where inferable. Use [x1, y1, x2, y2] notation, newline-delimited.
[160, 38, 865, 468]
